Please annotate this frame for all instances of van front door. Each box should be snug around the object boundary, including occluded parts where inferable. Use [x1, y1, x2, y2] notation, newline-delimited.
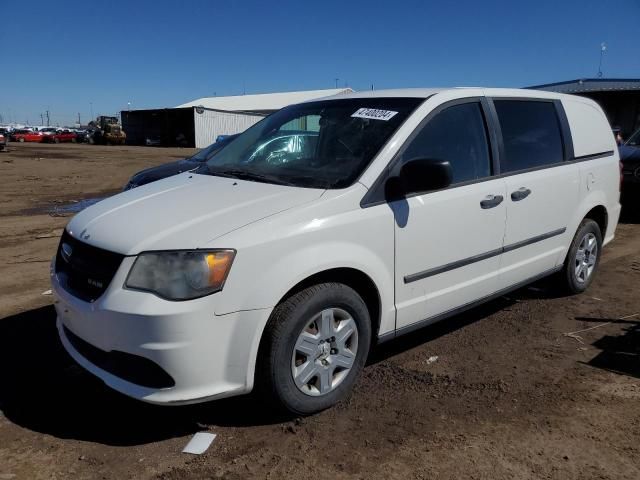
[392, 100, 507, 332]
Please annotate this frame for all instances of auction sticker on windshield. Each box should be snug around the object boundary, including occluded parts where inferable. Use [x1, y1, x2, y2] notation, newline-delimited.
[351, 108, 398, 121]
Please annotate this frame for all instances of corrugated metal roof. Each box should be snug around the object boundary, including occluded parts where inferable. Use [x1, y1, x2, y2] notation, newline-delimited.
[176, 88, 354, 112]
[528, 78, 640, 94]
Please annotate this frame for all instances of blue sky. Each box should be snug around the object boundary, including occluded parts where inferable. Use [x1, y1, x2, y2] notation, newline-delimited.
[1, 0, 638, 126]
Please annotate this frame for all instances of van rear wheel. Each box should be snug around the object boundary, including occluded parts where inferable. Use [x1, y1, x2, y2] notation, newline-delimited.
[257, 283, 371, 415]
[559, 219, 602, 294]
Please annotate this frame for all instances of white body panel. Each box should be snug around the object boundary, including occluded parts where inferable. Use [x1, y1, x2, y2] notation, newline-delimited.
[52, 87, 621, 404]
[394, 178, 507, 329]
[498, 164, 580, 288]
[211, 186, 396, 332]
[562, 98, 616, 158]
[66, 173, 324, 254]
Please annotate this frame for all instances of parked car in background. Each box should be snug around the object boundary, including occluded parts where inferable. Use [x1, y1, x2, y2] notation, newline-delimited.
[124, 134, 240, 190]
[620, 127, 640, 202]
[53, 88, 620, 415]
[10, 129, 43, 142]
[0, 128, 8, 151]
[39, 127, 59, 137]
[74, 130, 90, 143]
[145, 136, 161, 146]
[42, 129, 77, 143]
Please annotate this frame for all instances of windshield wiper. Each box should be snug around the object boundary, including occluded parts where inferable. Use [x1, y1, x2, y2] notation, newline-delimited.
[281, 175, 331, 189]
[209, 168, 292, 186]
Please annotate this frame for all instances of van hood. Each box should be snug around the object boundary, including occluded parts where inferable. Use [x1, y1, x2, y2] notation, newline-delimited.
[66, 172, 324, 255]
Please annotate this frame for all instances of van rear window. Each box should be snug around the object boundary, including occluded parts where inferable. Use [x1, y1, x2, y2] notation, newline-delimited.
[494, 100, 564, 173]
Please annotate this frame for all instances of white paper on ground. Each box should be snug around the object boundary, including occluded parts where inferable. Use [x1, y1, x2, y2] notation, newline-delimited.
[182, 432, 216, 455]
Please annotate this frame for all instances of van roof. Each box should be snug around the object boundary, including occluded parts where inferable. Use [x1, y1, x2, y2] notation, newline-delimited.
[313, 87, 578, 102]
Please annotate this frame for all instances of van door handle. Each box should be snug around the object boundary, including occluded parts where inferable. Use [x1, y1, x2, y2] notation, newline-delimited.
[480, 194, 504, 209]
[510, 187, 531, 201]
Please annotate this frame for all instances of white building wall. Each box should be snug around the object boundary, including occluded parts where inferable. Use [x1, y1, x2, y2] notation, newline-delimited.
[194, 108, 264, 148]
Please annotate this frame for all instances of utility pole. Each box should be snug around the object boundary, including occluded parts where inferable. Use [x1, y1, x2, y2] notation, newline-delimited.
[597, 42, 606, 78]
[334, 78, 339, 88]
[40, 113, 44, 125]
[45, 110, 50, 127]
[78, 112, 81, 125]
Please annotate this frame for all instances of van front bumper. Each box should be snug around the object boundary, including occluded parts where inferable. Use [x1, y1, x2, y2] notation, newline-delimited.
[52, 257, 272, 405]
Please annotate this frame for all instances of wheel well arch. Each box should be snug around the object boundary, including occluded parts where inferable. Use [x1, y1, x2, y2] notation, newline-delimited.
[274, 267, 382, 340]
[584, 205, 608, 237]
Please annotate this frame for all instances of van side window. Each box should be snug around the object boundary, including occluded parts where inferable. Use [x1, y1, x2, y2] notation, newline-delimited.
[494, 100, 564, 173]
[401, 102, 491, 184]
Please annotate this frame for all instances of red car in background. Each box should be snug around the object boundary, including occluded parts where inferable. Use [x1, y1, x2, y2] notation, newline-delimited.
[10, 129, 43, 142]
[42, 129, 77, 143]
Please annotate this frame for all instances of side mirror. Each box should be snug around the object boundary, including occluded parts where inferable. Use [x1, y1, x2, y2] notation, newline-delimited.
[390, 158, 452, 198]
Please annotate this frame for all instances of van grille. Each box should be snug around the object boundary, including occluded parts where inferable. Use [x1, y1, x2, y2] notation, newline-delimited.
[55, 230, 124, 302]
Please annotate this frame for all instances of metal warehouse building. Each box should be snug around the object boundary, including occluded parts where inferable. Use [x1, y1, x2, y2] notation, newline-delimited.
[121, 88, 352, 148]
[531, 78, 640, 138]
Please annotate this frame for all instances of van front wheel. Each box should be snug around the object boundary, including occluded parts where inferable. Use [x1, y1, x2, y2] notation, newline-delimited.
[258, 283, 371, 415]
[560, 219, 603, 294]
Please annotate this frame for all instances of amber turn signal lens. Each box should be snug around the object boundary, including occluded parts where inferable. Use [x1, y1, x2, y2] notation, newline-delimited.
[206, 251, 235, 285]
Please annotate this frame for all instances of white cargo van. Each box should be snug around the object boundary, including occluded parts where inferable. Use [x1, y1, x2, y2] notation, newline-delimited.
[52, 88, 621, 414]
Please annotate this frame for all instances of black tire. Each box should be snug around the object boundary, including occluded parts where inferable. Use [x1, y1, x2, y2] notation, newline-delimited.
[18, 137, 25, 143]
[54, 137, 60, 144]
[559, 219, 603, 294]
[257, 283, 371, 416]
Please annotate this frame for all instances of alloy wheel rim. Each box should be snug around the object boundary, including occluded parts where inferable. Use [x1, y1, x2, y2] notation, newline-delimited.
[575, 232, 598, 283]
[291, 308, 358, 396]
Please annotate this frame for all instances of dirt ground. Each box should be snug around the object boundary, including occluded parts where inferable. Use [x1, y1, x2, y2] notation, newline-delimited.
[0, 143, 639, 480]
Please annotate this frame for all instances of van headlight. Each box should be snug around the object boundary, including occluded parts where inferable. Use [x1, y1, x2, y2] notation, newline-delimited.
[125, 250, 236, 300]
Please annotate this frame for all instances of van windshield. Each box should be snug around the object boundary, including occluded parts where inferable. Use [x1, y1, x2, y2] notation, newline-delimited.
[202, 97, 423, 189]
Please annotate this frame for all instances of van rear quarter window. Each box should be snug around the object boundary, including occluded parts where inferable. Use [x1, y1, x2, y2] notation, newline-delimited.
[494, 100, 564, 173]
